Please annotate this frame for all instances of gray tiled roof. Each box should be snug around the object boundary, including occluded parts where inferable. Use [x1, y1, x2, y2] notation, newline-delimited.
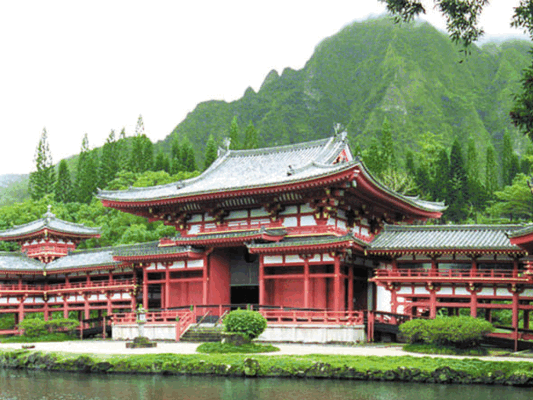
[369, 224, 523, 252]
[173, 228, 287, 243]
[97, 135, 352, 202]
[112, 241, 202, 257]
[247, 233, 367, 250]
[45, 248, 119, 271]
[97, 135, 445, 215]
[0, 208, 100, 239]
[0, 252, 44, 271]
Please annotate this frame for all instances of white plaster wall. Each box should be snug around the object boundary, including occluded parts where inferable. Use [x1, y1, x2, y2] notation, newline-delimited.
[376, 286, 391, 313]
[257, 325, 366, 343]
[112, 324, 176, 341]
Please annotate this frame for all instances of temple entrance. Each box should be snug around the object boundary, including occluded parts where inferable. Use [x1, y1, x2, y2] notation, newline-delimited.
[230, 285, 259, 306]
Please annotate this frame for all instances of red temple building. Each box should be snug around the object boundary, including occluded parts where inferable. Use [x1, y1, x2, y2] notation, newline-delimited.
[1, 133, 533, 343]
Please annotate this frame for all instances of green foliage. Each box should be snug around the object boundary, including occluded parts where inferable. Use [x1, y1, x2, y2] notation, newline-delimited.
[18, 318, 79, 338]
[196, 342, 279, 354]
[29, 128, 55, 200]
[400, 316, 494, 349]
[485, 173, 533, 221]
[204, 134, 218, 170]
[54, 160, 74, 203]
[223, 310, 267, 340]
[403, 343, 488, 356]
[228, 116, 240, 150]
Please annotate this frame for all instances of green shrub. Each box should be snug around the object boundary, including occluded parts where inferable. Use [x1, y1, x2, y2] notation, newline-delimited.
[18, 318, 79, 338]
[18, 319, 47, 337]
[400, 317, 494, 349]
[223, 309, 267, 340]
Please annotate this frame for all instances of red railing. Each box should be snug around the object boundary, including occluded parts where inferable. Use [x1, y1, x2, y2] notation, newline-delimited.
[259, 309, 365, 325]
[200, 220, 284, 234]
[0, 279, 135, 293]
[112, 309, 196, 341]
[373, 268, 528, 280]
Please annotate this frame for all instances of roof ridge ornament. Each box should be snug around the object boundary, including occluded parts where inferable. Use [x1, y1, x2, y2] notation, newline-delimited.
[43, 205, 55, 222]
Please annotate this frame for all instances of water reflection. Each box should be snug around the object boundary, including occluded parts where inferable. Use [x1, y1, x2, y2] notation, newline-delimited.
[0, 370, 530, 400]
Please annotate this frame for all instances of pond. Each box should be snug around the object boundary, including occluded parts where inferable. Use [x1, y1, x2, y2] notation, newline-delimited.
[0, 370, 531, 400]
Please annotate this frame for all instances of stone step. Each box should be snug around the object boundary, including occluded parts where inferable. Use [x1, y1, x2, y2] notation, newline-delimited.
[180, 326, 223, 342]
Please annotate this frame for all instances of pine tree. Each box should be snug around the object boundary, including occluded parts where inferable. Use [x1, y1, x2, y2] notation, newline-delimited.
[170, 136, 182, 174]
[116, 127, 130, 171]
[229, 116, 240, 150]
[433, 148, 449, 201]
[243, 121, 259, 149]
[485, 144, 499, 197]
[405, 149, 417, 178]
[29, 128, 55, 200]
[379, 119, 395, 170]
[76, 134, 99, 203]
[99, 130, 119, 189]
[181, 139, 197, 172]
[154, 151, 170, 173]
[501, 130, 515, 186]
[204, 134, 218, 170]
[135, 114, 145, 137]
[54, 159, 74, 203]
[446, 138, 468, 221]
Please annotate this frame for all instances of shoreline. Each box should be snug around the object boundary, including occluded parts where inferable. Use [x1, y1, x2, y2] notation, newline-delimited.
[1, 340, 533, 386]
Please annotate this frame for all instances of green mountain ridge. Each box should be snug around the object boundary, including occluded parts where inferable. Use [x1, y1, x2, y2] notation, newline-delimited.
[159, 18, 531, 167]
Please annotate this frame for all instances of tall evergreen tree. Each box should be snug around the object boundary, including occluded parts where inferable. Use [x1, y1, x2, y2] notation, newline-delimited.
[116, 127, 130, 171]
[485, 144, 499, 197]
[446, 138, 468, 221]
[228, 116, 240, 150]
[204, 134, 218, 170]
[433, 148, 449, 201]
[170, 136, 182, 174]
[99, 130, 119, 189]
[501, 130, 516, 186]
[135, 114, 145, 137]
[181, 139, 197, 172]
[154, 151, 170, 173]
[76, 134, 99, 203]
[243, 121, 259, 149]
[29, 128, 55, 200]
[54, 159, 74, 203]
[379, 119, 395, 170]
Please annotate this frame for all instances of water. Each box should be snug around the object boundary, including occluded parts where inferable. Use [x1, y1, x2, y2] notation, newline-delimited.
[0, 370, 531, 400]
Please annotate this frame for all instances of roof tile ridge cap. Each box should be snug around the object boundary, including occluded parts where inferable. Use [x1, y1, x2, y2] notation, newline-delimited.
[1, 218, 44, 232]
[230, 137, 333, 157]
[290, 159, 356, 175]
[51, 218, 101, 231]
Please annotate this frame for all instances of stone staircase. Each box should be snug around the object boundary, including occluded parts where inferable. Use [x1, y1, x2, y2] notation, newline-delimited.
[180, 325, 223, 342]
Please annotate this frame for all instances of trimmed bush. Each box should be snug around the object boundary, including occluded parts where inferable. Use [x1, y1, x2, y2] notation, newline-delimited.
[223, 309, 267, 340]
[18, 318, 79, 338]
[400, 316, 494, 349]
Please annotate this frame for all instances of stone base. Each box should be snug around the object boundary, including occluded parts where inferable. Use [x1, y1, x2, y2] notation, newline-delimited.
[257, 324, 366, 343]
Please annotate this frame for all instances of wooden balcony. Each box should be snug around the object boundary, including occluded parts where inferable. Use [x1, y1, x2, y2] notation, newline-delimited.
[372, 268, 532, 284]
[0, 279, 135, 295]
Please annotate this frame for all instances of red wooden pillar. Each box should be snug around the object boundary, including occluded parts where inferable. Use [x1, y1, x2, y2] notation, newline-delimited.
[43, 301, 49, 321]
[259, 255, 265, 305]
[109, 271, 114, 285]
[347, 265, 354, 311]
[18, 297, 25, 323]
[202, 256, 208, 305]
[107, 293, 112, 316]
[142, 267, 149, 309]
[303, 257, 310, 309]
[84, 295, 90, 319]
[469, 285, 478, 318]
[428, 285, 437, 319]
[165, 265, 170, 310]
[470, 257, 477, 277]
[512, 290, 520, 352]
[63, 295, 69, 319]
[334, 255, 341, 311]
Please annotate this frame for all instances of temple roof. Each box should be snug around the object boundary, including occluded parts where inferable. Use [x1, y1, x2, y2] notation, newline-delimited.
[247, 232, 368, 253]
[0, 252, 45, 272]
[368, 224, 524, 254]
[0, 207, 100, 241]
[97, 134, 445, 219]
[113, 241, 202, 258]
[45, 247, 120, 271]
[98, 135, 352, 202]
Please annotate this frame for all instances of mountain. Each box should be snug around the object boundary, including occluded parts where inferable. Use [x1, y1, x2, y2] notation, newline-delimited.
[0, 174, 29, 207]
[158, 18, 531, 164]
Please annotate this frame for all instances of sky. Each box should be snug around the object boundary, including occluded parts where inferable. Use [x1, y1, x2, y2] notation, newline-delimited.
[0, 0, 529, 175]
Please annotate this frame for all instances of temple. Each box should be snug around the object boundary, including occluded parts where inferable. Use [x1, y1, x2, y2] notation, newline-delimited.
[1, 133, 533, 343]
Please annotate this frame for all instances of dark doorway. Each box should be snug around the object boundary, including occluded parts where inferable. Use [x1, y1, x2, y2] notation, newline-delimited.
[231, 285, 259, 306]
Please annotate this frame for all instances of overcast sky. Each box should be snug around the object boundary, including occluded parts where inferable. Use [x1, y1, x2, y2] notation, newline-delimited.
[0, 0, 528, 175]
